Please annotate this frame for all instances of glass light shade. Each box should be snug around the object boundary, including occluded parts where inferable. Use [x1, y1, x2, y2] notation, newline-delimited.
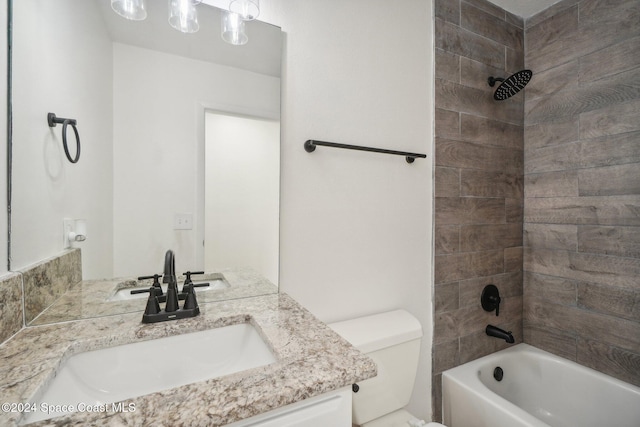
[111, 0, 147, 21]
[168, 0, 199, 33]
[221, 12, 248, 45]
[228, 0, 259, 20]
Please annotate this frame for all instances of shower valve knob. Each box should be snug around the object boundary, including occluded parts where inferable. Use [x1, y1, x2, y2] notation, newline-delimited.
[481, 284, 501, 316]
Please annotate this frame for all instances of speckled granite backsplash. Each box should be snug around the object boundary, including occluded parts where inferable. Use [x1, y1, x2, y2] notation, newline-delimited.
[0, 250, 82, 345]
[0, 273, 23, 344]
[19, 249, 82, 324]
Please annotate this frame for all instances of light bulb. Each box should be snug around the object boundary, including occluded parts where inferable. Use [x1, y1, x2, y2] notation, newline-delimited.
[169, 0, 199, 33]
[221, 11, 248, 45]
[228, 0, 259, 21]
[111, 0, 147, 21]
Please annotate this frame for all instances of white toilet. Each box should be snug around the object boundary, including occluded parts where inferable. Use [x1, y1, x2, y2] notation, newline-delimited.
[329, 310, 445, 427]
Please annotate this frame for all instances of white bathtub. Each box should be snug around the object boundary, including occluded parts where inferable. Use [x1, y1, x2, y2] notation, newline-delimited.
[442, 343, 640, 427]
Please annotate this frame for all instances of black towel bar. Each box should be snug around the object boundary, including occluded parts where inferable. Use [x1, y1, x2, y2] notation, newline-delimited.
[304, 140, 426, 163]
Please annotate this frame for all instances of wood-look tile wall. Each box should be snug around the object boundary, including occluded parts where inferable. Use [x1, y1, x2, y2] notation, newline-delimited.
[523, 0, 640, 387]
[433, 0, 524, 420]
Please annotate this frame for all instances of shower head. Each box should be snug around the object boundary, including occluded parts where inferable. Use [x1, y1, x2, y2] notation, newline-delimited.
[488, 69, 532, 101]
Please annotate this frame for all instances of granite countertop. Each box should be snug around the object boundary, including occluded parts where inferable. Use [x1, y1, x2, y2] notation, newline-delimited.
[30, 268, 278, 325]
[0, 293, 377, 426]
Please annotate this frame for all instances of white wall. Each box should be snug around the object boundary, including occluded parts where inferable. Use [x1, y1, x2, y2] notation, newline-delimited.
[112, 44, 280, 277]
[10, 0, 113, 278]
[205, 113, 279, 284]
[261, 0, 434, 420]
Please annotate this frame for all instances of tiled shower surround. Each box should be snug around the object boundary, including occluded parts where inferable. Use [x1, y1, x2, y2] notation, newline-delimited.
[432, 0, 525, 419]
[523, 0, 640, 387]
[433, 0, 640, 421]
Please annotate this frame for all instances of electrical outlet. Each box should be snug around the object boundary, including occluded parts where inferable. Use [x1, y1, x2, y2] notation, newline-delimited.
[174, 213, 193, 230]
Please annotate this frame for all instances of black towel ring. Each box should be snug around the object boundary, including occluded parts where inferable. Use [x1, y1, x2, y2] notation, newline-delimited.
[48, 112, 81, 164]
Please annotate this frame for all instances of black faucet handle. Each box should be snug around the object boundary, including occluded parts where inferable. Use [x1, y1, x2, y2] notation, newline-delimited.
[183, 292, 198, 310]
[183, 271, 205, 283]
[131, 284, 164, 295]
[143, 286, 161, 315]
[183, 283, 199, 311]
[137, 273, 163, 282]
[136, 274, 164, 295]
[493, 295, 501, 316]
[182, 271, 205, 293]
[193, 282, 210, 288]
[481, 284, 501, 316]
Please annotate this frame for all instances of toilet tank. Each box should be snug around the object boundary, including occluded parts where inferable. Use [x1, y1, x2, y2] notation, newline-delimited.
[329, 310, 422, 426]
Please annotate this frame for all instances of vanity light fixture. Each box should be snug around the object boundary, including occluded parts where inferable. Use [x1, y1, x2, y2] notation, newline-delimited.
[111, 0, 147, 21]
[110, 0, 257, 44]
[221, 11, 248, 45]
[228, 0, 259, 20]
[168, 0, 201, 34]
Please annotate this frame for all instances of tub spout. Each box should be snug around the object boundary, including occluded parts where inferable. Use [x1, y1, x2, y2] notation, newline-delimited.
[486, 324, 515, 344]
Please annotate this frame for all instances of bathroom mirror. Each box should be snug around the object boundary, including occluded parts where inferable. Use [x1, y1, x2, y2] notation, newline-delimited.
[9, 0, 282, 323]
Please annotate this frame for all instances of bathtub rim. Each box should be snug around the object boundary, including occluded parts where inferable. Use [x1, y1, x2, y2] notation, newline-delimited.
[442, 344, 546, 427]
[441, 343, 640, 427]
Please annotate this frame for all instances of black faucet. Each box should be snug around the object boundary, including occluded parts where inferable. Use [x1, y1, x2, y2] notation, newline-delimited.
[163, 250, 179, 312]
[163, 250, 176, 284]
[486, 324, 515, 343]
[140, 249, 201, 323]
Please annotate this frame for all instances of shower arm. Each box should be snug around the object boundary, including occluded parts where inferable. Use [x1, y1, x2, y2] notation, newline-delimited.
[487, 77, 505, 87]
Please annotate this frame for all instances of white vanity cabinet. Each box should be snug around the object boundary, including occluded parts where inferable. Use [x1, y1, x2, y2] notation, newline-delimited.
[226, 387, 352, 427]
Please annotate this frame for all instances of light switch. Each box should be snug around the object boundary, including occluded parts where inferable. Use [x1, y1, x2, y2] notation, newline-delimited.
[174, 213, 193, 230]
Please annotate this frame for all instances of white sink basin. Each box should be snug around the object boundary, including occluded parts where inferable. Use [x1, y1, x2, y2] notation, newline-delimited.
[23, 323, 276, 424]
[107, 279, 229, 301]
